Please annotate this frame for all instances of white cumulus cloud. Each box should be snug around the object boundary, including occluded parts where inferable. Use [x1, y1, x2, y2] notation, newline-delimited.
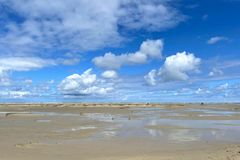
[159, 51, 201, 81]
[139, 39, 164, 58]
[93, 39, 163, 69]
[59, 68, 113, 96]
[144, 51, 201, 85]
[101, 70, 118, 79]
[144, 69, 157, 86]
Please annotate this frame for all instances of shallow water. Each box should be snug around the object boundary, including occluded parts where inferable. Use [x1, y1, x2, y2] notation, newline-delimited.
[0, 107, 240, 143]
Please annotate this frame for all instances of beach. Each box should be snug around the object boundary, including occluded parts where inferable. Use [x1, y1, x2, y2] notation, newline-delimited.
[0, 103, 240, 160]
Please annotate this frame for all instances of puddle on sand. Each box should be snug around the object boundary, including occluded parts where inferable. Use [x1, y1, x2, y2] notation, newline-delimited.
[82, 113, 128, 123]
[187, 109, 240, 116]
[83, 110, 240, 143]
[168, 129, 201, 142]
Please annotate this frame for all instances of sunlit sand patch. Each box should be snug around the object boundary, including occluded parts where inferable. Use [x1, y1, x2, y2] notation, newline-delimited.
[36, 119, 51, 123]
[55, 125, 97, 133]
[72, 126, 97, 130]
[101, 130, 117, 137]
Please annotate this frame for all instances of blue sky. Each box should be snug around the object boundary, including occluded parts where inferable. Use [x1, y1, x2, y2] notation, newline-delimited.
[0, 0, 240, 103]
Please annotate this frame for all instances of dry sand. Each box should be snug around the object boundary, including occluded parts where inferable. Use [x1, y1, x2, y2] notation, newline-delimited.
[0, 103, 240, 160]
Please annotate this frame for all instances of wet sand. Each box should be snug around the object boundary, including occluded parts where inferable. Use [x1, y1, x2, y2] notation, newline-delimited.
[0, 103, 240, 160]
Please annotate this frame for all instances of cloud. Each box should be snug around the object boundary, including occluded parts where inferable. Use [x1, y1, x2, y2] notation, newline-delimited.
[0, 0, 121, 55]
[0, 91, 31, 98]
[217, 83, 229, 91]
[0, 75, 11, 86]
[59, 68, 113, 96]
[159, 52, 201, 81]
[101, 70, 118, 79]
[0, 57, 56, 74]
[0, 75, 58, 99]
[221, 60, 240, 69]
[139, 39, 164, 58]
[207, 36, 228, 44]
[195, 88, 210, 94]
[118, 0, 186, 31]
[0, 55, 82, 77]
[0, 1, 183, 58]
[58, 53, 81, 66]
[24, 79, 33, 85]
[93, 39, 163, 69]
[47, 80, 55, 84]
[60, 58, 80, 66]
[145, 51, 201, 85]
[144, 69, 157, 86]
[92, 52, 146, 70]
[208, 67, 223, 77]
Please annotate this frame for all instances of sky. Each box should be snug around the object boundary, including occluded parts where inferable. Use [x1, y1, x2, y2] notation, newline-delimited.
[0, 0, 240, 103]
